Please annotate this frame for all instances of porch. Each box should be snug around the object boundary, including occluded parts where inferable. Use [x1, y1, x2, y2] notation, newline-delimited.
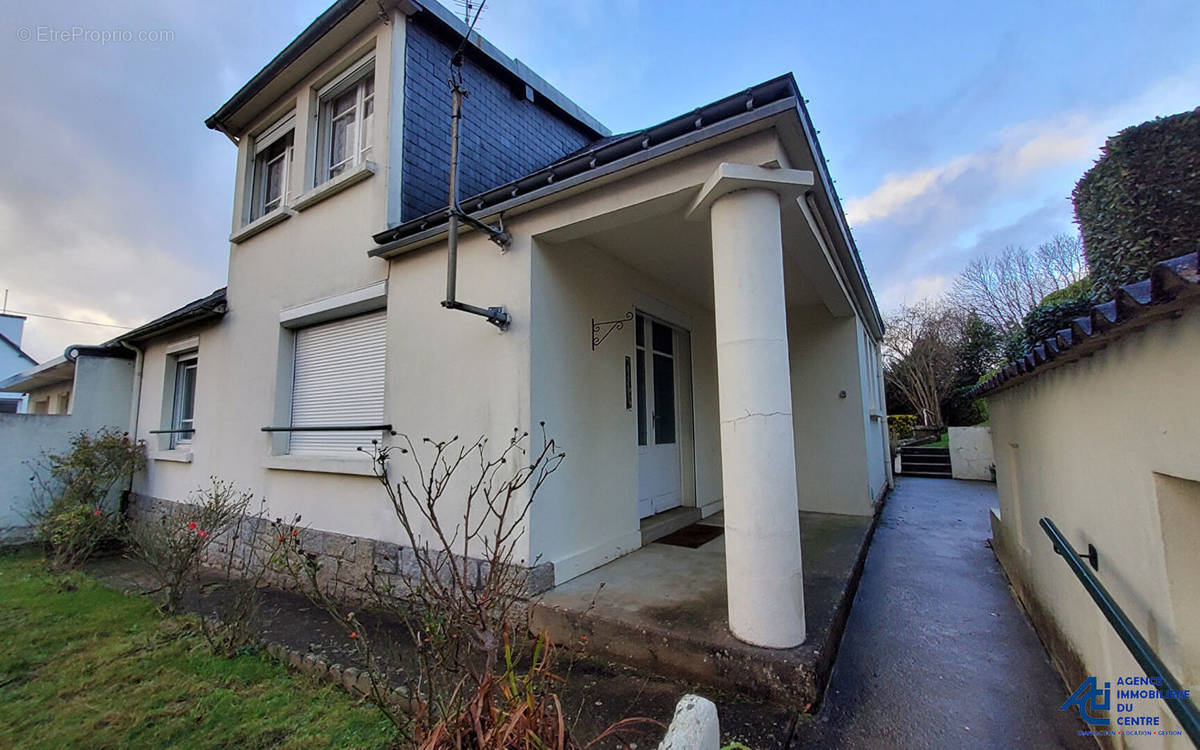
[529, 509, 876, 708]
[525, 151, 890, 652]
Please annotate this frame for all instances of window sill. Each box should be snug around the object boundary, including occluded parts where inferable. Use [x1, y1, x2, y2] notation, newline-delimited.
[263, 454, 377, 477]
[292, 161, 376, 212]
[230, 208, 290, 244]
[150, 449, 193, 463]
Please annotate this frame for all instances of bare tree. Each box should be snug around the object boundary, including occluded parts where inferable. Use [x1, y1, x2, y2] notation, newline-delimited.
[1035, 233, 1088, 290]
[883, 301, 961, 426]
[950, 233, 1088, 331]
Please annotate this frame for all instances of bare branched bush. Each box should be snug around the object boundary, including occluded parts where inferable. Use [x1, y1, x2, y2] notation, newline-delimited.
[198, 495, 289, 657]
[273, 425, 657, 748]
[126, 478, 250, 615]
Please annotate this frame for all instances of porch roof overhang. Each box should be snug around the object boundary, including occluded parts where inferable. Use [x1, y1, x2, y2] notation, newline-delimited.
[367, 74, 883, 340]
[0, 356, 73, 393]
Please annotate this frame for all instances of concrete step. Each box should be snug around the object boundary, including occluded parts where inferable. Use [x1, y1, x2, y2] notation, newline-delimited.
[531, 511, 881, 709]
[899, 469, 953, 478]
[901, 447, 950, 457]
[640, 506, 702, 546]
[900, 459, 951, 470]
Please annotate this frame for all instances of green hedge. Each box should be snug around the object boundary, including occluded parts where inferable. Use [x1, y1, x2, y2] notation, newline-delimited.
[1072, 107, 1200, 298]
[1022, 278, 1094, 346]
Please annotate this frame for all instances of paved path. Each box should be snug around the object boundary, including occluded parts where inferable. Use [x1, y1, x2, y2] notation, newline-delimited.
[790, 477, 1092, 749]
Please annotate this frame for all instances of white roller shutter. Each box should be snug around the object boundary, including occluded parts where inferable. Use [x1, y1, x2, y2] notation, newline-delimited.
[289, 310, 386, 455]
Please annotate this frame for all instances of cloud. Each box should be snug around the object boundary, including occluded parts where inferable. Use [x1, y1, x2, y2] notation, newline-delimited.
[848, 68, 1200, 316]
[845, 112, 1099, 227]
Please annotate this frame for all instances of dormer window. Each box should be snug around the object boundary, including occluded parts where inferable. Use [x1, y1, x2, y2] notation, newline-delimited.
[316, 56, 374, 184]
[248, 113, 295, 222]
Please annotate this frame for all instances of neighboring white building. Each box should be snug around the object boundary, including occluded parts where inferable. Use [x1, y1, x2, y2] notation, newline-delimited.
[4, 0, 890, 649]
[0, 314, 36, 414]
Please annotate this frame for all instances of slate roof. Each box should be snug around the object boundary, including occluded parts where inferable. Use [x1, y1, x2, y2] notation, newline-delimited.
[972, 252, 1200, 396]
[112, 287, 227, 345]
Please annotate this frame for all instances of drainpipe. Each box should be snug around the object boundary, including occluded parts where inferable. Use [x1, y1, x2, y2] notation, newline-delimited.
[440, 52, 511, 330]
[120, 340, 144, 505]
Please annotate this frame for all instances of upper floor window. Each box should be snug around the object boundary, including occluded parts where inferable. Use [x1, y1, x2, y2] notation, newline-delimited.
[317, 60, 374, 184]
[248, 113, 295, 222]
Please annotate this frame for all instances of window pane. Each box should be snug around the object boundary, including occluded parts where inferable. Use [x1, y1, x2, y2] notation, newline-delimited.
[252, 133, 291, 219]
[332, 87, 357, 117]
[652, 353, 675, 444]
[172, 360, 197, 448]
[264, 154, 284, 210]
[329, 112, 353, 175]
[651, 321, 673, 354]
[360, 95, 374, 160]
[636, 349, 647, 446]
[635, 314, 644, 347]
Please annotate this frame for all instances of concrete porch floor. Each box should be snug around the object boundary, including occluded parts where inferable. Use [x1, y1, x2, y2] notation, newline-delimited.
[530, 509, 876, 708]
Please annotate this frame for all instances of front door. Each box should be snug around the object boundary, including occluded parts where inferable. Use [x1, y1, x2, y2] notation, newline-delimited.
[635, 313, 683, 519]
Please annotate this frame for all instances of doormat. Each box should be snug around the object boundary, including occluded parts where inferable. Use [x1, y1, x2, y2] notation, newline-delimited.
[656, 523, 724, 549]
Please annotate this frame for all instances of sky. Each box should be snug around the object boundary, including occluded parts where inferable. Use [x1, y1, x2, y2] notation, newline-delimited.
[2, 0, 1198, 362]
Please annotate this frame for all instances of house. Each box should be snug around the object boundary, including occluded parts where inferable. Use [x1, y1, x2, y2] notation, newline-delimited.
[978, 252, 1200, 742]
[0, 314, 37, 414]
[4, 0, 890, 651]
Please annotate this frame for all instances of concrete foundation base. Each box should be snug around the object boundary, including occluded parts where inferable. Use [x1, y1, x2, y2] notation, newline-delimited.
[530, 510, 876, 707]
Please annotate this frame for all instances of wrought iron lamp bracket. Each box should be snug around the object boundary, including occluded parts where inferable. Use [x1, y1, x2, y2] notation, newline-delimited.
[592, 311, 634, 350]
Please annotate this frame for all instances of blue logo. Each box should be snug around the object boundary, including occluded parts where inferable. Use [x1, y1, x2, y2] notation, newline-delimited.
[1061, 677, 1111, 725]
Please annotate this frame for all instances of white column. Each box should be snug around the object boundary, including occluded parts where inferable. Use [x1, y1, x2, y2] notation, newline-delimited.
[709, 187, 805, 648]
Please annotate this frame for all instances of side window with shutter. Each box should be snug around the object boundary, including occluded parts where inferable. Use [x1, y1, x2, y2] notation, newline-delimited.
[289, 310, 386, 455]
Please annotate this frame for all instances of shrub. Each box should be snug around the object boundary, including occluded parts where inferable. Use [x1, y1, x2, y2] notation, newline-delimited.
[1073, 107, 1200, 297]
[273, 427, 658, 748]
[26, 428, 145, 573]
[887, 414, 917, 441]
[125, 478, 250, 615]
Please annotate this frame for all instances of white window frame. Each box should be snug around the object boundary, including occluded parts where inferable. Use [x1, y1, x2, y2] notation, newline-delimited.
[314, 54, 375, 186]
[246, 112, 296, 224]
[170, 354, 198, 449]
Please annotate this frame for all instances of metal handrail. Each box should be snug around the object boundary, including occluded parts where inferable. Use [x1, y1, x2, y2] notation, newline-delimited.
[1040, 517, 1200, 744]
[260, 424, 392, 433]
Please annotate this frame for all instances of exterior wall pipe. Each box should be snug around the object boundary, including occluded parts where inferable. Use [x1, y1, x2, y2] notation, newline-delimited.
[440, 59, 510, 330]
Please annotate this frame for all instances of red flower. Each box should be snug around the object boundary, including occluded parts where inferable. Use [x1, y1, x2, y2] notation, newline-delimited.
[197, 529, 208, 539]
[188, 522, 197, 530]
[349, 632, 358, 640]
[93, 509, 102, 517]
[278, 535, 285, 543]
[291, 529, 298, 537]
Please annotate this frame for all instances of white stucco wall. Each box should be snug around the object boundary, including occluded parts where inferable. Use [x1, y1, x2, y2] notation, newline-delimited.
[787, 305, 877, 516]
[0, 355, 134, 540]
[529, 238, 721, 583]
[134, 16, 537, 564]
[988, 306, 1200, 747]
[949, 426, 994, 481]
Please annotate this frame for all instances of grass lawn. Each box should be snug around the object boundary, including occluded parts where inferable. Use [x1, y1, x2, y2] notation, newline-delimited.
[0, 550, 397, 749]
[928, 432, 950, 447]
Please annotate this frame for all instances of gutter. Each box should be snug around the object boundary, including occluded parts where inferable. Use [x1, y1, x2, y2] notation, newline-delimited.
[370, 88, 799, 255]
